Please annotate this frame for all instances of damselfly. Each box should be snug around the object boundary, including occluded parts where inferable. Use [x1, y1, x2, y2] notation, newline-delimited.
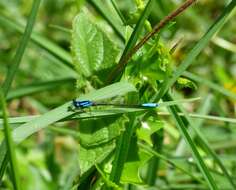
[70, 97, 200, 110]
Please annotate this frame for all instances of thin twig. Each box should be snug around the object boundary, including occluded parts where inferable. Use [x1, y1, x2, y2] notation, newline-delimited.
[108, 0, 197, 82]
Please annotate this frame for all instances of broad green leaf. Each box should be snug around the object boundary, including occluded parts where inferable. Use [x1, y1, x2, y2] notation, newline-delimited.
[79, 116, 127, 148]
[129, 40, 173, 83]
[71, 13, 119, 82]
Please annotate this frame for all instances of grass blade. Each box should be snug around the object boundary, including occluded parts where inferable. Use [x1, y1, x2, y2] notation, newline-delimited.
[7, 78, 74, 100]
[1, 0, 41, 95]
[170, 95, 236, 189]
[212, 37, 236, 53]
[0, 82, 136, 172]
[175, 95, 213, 156]
[0, 89, 21, 190]
[138, 142, 206, 186]
[163, 93, 219, 190]
[2, 109, 236, 127]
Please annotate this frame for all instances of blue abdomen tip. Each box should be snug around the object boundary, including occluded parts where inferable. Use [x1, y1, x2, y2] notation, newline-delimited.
[141, 103, 159, 108]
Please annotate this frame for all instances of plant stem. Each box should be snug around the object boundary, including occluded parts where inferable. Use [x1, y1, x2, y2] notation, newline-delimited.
[108, 0, 197, 82]
[0, 89, 21, 190]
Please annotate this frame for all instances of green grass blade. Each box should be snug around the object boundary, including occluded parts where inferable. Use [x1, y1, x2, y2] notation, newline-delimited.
[158, 97, 201, 107]
[1, 0, 41, 95]
[175, 95, 213, 156]
[7, 78, 74, 100]
[0, 89, 21, 190]
[13, 82, 136, 144]
[0, 82, 136, 171]
[2, 97, 236, 127]
[197, 132, 236, 188]
[212, 37, 236, 53]
[138, 142, 206, 186]
[2, 108, 236, 128]
[171, 95, 236, 189]
[155, 0, 236, 101]
[163, 93, 219, 190]
[183, 113, 236, 124]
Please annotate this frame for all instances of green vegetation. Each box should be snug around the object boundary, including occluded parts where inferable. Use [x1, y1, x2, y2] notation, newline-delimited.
[0, 0, 236, 189]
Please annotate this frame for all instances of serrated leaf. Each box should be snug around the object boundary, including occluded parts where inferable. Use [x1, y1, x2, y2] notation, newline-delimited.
[79, 142, 115, 175]
[71, 13, 119, 81]
[79, 116, 127, 148]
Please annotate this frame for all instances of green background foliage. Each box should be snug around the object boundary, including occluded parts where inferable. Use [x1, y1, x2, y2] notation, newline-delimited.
[0, 0, 236, 189]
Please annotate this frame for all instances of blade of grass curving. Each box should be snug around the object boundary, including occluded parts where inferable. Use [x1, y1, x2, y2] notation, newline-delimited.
[88, 0, 125, 42]
[0, 89, 21, 190]
[48, 24, 71, 34]
[175, 95, 213, 156]
[0, 14, 72, 66]
[2, 108, 236, 127]
[138, 142, 206, 185]
[196, 133, 236, 188]
[155, 0, 236, 101]
[212, 37, 236, 53]
[7, 78, 74, 101]
[12, 82, 136, 144]
[107, 0, 156, 83]
[0, 82, 136, 175]
[163, 93, 219, 190]
[1, 0, 41, 95]
[169, 94, 236, 188]
[182, 113, 236, 124]
[183, 71, 236, 100]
